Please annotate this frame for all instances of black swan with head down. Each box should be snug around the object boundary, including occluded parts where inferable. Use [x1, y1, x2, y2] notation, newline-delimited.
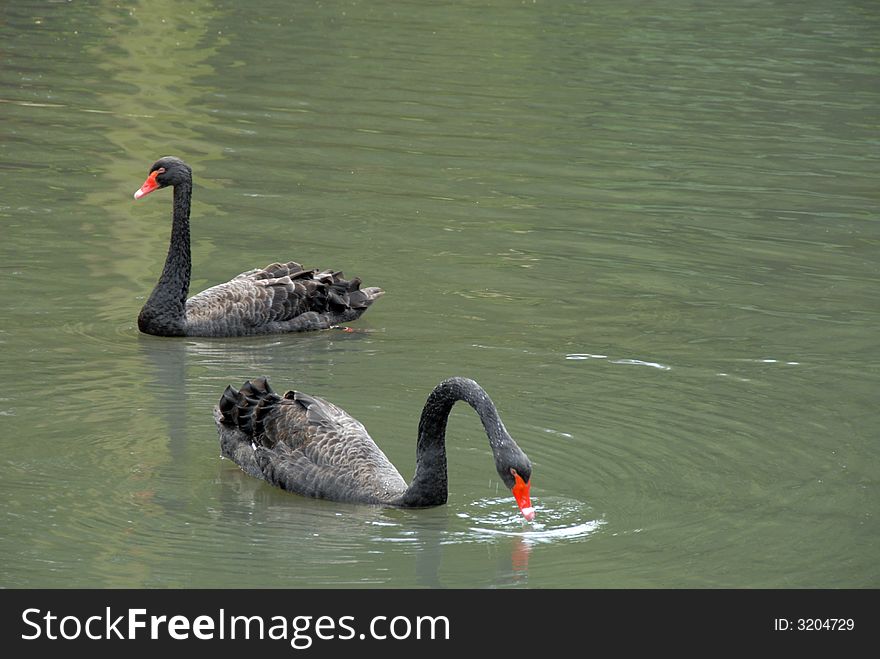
[214, 376, 536, 520]
[133, 156, 383, 337]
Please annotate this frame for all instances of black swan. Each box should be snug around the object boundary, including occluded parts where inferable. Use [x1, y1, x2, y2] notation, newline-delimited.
[214, 376, 536, 520]
[132, 156, 383, 337]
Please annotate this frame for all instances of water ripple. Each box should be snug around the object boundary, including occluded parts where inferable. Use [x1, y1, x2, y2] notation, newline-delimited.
[565, 353, 672, 370]
[451, 496, 604, 545]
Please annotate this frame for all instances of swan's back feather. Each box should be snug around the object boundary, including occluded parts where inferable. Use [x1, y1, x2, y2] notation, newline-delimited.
[183, 261, 383, 336]
[215, 378, 407, 504]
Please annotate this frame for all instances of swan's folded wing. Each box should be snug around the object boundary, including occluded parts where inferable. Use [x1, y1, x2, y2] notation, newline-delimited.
[185, 261, 382, 334]
[233, 261, 309, 281]
[253, 391, 407, 504]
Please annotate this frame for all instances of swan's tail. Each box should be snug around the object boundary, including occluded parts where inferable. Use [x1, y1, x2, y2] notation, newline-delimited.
[244, 261, 384, 329]
[318, 271, 384, 312]
[345, 283, 384, 310]
[216, 376, 283, 445]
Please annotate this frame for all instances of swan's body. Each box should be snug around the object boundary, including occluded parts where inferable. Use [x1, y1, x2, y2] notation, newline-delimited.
[214, 376, 535, 520]
[133, 156, 382, 337]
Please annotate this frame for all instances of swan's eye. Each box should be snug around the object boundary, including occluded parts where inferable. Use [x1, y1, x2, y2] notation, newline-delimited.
[156, 167, 166, 175]
[510, 466, 530, 482]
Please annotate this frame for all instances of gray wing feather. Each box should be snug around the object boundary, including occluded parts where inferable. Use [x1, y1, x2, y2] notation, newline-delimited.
[184, 261, 383, 336]
[215, 382, 407, 504]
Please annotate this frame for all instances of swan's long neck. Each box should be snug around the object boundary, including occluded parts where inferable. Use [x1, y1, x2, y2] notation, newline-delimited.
[400, 377, 509, 507]
[138, 180, 192, 335]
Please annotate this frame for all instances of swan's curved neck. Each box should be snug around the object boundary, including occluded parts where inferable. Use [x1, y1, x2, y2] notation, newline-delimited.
[138, 180, 192, 335]
[400, 378, 508, 507]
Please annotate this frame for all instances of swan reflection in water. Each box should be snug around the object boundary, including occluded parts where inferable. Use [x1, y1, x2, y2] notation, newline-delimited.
[214, 468, 540, 587]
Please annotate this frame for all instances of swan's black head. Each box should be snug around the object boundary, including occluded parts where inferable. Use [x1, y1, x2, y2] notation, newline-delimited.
[133, 156, 192, 199]
[495, 441, 534, 521]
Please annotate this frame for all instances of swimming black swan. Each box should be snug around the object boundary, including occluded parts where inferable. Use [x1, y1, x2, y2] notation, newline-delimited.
[214, 376, 536, 520]
[133, 156, 383, 337]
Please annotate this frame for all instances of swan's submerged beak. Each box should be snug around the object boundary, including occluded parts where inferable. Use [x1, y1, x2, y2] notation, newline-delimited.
[512, 472, 535, 521]
[134, 170, 161, 199]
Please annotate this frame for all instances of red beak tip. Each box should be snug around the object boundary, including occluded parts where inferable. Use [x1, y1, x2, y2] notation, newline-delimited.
[134, 170, 160, 200]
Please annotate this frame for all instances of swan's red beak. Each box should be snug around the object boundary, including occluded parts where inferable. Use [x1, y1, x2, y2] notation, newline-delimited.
[512, 472, 535, 521]
[134, 170, 161, 199]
